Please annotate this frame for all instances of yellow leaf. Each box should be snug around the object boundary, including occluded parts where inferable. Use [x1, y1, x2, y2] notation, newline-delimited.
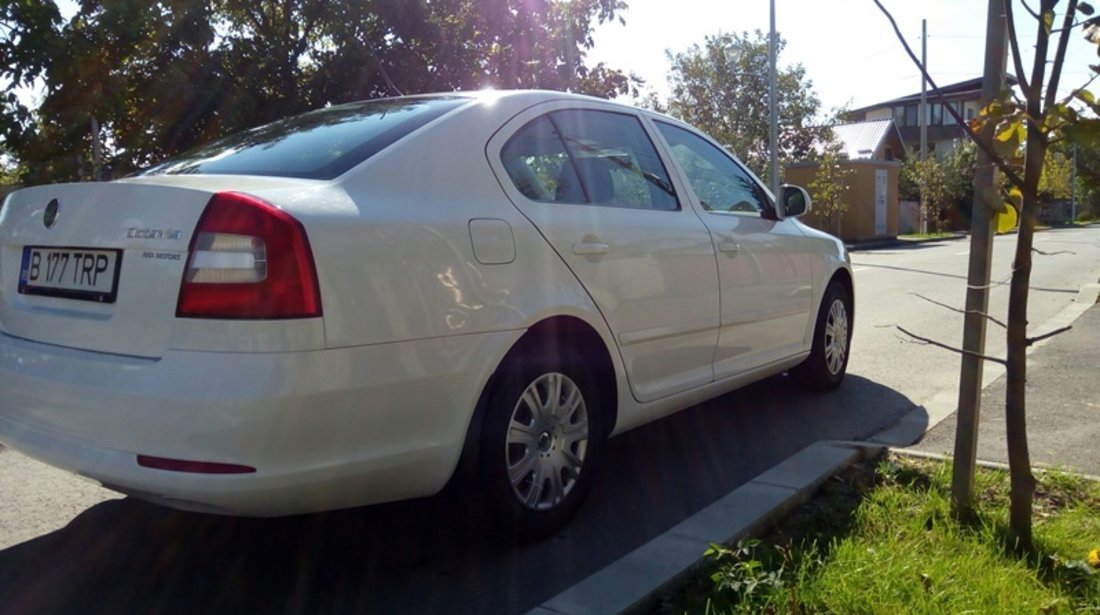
[996, 205, 1019, 234]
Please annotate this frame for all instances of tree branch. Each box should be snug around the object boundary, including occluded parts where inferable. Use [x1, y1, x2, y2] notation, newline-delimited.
[911, 292, 1008, 329]
[1004, 0, 1031, 95]
[1068, 72, 1100, 102]
[1031, 247, 1075, 256]
[1027, 324, 1071, 346]
[1045, 0, 1079, 112]
[872, 0, 1025, 190]
[1029, 1, 1054, 120]
[1020, 0, 1041, 19]
[896, 325, 1008, 365]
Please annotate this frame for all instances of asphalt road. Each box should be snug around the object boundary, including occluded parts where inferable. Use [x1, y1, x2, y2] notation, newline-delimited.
[2, 225, 1098, 614]
[913, 300, 1100, 476]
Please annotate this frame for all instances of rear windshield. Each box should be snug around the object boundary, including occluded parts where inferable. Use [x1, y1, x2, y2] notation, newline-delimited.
[141, 97, 469, 180]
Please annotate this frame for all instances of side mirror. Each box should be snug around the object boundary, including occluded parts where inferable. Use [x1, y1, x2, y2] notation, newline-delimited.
[778, 184, 812, 219]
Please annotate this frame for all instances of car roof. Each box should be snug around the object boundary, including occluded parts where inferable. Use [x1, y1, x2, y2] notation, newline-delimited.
[369, 89, 668, 120]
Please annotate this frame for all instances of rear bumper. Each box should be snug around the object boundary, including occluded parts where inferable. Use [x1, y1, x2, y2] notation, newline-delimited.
[0, 330, 518, 516]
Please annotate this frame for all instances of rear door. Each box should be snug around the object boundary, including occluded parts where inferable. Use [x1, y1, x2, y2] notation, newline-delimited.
[488, 102, 720, 402]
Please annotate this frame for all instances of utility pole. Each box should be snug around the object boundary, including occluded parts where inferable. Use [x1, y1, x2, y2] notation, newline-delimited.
[951, 0, 1008, 519]
[768, 0, 779, 198]
[1071, 142, 1078, 224]
[91, 117, 103, 181]
[920, 19, 928, 233]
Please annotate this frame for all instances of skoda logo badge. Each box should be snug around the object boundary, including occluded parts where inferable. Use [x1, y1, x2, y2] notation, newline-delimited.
[43, 199, 59, 229]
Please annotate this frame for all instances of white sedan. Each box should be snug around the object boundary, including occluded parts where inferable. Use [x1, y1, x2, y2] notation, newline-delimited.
[0, 90, 852, 539]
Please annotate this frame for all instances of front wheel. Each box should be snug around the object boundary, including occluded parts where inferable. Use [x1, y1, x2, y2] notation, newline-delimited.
[790, 281, 852, 391]
[479, 348, 604, 541]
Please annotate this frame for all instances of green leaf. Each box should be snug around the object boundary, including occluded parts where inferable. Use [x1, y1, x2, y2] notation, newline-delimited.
[1063, 118, 1100, 145]
[1081, 2, 1096, 16]
[1078, 90, 1097, 105]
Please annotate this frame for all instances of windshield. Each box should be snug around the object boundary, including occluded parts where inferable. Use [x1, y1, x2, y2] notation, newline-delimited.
[140, 96, 469, 180]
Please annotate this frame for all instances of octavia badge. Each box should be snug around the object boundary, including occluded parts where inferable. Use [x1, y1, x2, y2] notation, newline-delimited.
[43, 199, 59, 229]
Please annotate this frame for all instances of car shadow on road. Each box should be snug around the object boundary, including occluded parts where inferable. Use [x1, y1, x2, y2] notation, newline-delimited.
[0, 374, 917, 615]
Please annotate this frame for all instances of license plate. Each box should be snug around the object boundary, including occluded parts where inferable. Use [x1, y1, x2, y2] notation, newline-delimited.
[18, 246, 123, 303]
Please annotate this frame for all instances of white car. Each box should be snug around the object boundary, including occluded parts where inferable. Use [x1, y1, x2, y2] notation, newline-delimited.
[0, 91, 852, 539]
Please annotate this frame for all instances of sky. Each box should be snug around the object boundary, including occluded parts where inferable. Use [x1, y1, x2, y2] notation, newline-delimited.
[40, 0, 1100, 117]
[586, 0, 1099, 115]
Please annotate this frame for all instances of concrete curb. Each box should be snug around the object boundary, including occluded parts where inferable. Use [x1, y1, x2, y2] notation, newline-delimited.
[526, 441, 880, 615]
[846, 223, 1100, 253]
[888, 447, 1100, 483]
[846, 233, 966, 252]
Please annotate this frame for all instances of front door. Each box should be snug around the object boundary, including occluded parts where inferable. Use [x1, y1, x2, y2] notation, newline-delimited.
[653, 121, 814, 380]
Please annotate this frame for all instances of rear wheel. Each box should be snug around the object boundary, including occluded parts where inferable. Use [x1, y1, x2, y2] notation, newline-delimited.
[790, 281, 852, 391]
[479, 347, 604, 541]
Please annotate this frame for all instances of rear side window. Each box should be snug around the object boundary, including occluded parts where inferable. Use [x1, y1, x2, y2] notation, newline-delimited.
[500, 109, 678, 211]
[142, 97, 468, 180]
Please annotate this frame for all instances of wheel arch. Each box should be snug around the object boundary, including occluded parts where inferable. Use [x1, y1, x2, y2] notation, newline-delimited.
[445, 315, 619, 493]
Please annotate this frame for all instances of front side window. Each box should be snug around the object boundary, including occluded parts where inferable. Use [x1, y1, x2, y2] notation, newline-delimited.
[500, 109, 679, 211]
[655, 122, 768, 215]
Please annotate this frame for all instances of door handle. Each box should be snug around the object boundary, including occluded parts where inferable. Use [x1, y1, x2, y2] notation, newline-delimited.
[572, 242, 609, 256]
[717, 240, 741, 255]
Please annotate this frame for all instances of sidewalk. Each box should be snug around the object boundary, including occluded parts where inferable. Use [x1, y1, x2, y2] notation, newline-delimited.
[910, 298, 1100, 476]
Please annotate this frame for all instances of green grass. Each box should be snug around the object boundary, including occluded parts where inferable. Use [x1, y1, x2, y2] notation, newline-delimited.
[657, 455, 1100, 614]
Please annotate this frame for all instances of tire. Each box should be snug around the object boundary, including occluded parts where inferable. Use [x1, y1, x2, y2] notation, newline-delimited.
[789, 281, 852, 391]
[478, 346, 604, 541]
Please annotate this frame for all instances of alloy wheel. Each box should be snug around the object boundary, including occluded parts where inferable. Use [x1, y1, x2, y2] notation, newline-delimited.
[823, 298, 849, 375]
[505, 372, 589, 511]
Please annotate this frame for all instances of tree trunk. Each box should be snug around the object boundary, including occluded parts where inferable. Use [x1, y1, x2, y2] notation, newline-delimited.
[1004, 201, 1037, 552]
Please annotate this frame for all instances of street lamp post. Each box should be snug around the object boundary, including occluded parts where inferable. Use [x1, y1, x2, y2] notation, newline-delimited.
[769, 0, 779, 198]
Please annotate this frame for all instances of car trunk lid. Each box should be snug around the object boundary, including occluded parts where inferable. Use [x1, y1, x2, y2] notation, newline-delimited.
[1, 181, 220, 358]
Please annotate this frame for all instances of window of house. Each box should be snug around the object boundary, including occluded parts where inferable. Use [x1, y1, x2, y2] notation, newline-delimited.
[944, 101, 959, 125]
[930, 103, 943, 125]
[894, 106, 907, 126]
[905, 105, 919, 127]
[500, 110, 679, 211]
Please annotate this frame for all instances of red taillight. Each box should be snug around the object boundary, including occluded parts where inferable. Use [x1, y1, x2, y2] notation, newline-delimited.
[176, 192, 322, 319]
[137, 454, 256, 474]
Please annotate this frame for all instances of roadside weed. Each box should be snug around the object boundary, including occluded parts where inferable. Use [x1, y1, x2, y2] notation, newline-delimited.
[671, 455, 1100, 614]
